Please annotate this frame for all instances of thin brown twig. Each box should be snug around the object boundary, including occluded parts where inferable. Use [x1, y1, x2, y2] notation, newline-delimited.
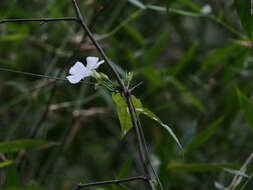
[71, 0, 126, 92]
[71, 0, 157, 189]
[0, 2, 158, 189]
[73, 176, 147, 190]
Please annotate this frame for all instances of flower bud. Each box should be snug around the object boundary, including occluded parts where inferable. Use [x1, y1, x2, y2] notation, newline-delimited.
[93, 70, 101, 79]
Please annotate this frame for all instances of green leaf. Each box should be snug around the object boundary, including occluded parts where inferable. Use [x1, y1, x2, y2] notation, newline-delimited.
[0, 33, 26, 42]
[184, 117, 224, 153]
[202, 45, 239, 70]
[112, 93, 143, 137]
[124, 24, 146, 47]
[144, 29, 171, 65]
[0, 139, 59, 154]
[178, 0, 202, 12]
[112, 93, 182, 151]
[237, 89, 253, 132]
[172, 43, 198, 77]
[170, 77, 207, 113]
[0, 160, 13, 168]
[142, 66, 165, 88]
[235, 0, 253, 41]
[131, 94, 143, 109]
[112, 93, 132, 137]
[136, 108, 183, 152]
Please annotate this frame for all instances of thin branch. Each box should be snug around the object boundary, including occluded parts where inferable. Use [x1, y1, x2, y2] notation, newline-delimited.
[71, 0, 126, 93]
[0, 17, 77, 24]
[129, 82, 143, 93]
[135, 112, 164, 190]
[71, 0, 156, 189]
[73, 176, 147, 190]
[126, 96, 156, 190]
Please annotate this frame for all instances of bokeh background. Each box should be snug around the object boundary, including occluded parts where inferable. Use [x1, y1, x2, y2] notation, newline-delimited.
[0, 0, 253, 189]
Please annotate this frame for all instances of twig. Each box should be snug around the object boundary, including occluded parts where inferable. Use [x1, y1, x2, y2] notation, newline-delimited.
[0, 1, 158, 189]
[71, 0, 156, 189]
[72, 176, 147, 190]
[71, 0, 126, 92]
[129, 82, 143, 93]
[0, 17, 77, 24]
[229, 153, 253, 190]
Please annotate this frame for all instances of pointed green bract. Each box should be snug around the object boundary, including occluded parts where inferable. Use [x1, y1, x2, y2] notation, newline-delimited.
[185, 117, 224, 153]
[237, 89, 253, 132]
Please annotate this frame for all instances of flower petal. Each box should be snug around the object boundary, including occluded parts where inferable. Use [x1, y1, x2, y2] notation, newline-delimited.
[69, 61, 86, 75]
[66, 75, 83, 84]
[86, 56, 101, 70]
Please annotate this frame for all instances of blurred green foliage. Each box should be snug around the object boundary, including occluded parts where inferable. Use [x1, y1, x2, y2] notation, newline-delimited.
[0, 0, 253, 189]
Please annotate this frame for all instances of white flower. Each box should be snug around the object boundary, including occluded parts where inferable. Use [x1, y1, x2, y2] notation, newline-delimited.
[201, 4, 212, 15]
[66, 56, 104, 84]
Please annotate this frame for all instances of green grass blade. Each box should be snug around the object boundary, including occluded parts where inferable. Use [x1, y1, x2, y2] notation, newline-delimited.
[237, 89, 253, 133]
[0, 139, 59, 154]
[185, 117, 224, 153]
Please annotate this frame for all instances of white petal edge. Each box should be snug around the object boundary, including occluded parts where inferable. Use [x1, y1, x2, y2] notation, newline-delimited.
[66, 75, 82, 84]
[86, 57, 99, 70]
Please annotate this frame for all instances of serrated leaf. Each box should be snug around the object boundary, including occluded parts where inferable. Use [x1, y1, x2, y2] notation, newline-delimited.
[136, 108, 183, 152]
[0, 139, 59, 154]
[237, 89, 253, 132]
[235, 0, 253, 41]
[184, 117, 224, 153]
